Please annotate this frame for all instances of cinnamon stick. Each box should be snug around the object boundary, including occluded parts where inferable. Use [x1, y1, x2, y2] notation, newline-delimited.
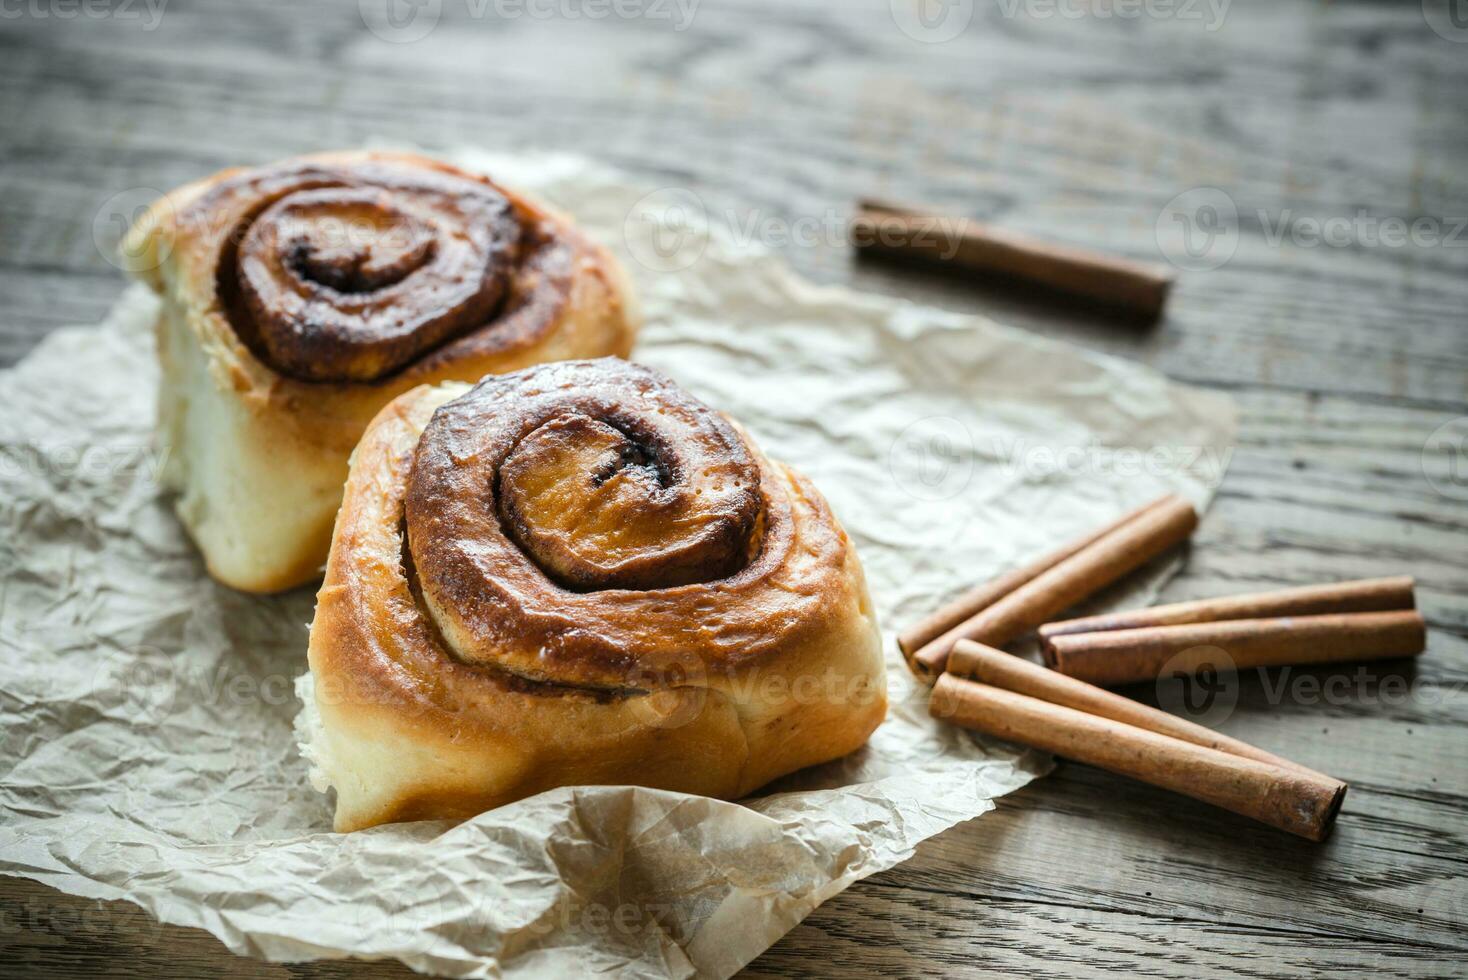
[898, 495, 1170, 663]
[852, 200, 1175, 318]
[1044, 610, 1427, 687]
[910, 494, 1198, 680]
[946, 640, 1327, 779]
[1038, 576, 1415, 642]
[930, 674, 1347, 841]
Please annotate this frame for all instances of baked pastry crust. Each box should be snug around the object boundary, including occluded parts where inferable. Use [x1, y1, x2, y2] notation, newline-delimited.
[300, 360, 887, 831]
[124, 151, 639, 593]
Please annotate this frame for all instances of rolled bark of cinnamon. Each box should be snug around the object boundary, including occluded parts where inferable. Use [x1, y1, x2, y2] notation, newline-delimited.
[852, 201, 1175, 318]
[930, 674, 1347, 841]
[910, 494, 1198, 680]
[1044, 610, 1427, 687]
[1038, 576, 1415, 642]
[946, 640, 1326, 778]
[898, 495, 1170, 663]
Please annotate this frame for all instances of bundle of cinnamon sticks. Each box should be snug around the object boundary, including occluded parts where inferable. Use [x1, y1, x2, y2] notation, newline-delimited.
[912, 493, 1427, 841]
[900, 495, 1198, 678]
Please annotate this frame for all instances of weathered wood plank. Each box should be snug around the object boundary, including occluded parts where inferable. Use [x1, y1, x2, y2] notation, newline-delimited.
[2, 4, 1466, 400]
[750, 878, 1468, 978]
[8, 868, 1463, 980]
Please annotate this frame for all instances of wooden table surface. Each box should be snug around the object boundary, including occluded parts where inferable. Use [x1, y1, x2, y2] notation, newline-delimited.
[2, 1, 1466, 976]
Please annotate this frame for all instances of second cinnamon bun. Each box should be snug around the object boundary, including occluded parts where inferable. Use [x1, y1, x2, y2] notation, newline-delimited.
[123, 151, 639, 593]
[298, 359, 887, 831]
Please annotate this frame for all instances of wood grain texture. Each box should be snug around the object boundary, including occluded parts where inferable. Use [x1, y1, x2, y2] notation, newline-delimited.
[1, 0, 1466, 976]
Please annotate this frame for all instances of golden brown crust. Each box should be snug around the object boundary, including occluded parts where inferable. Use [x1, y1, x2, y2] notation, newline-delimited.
[124, 151, 639, 593]
[305, 362, 887, 831]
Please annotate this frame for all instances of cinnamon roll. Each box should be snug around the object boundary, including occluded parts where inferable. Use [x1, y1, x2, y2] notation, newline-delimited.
[298, 359, 886, 831]
[122, 152, 638, 593]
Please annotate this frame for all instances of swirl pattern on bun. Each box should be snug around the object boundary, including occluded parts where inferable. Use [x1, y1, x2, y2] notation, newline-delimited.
[231, 178, 520, 382]
[123, 151, 639, 593]
[300, 359, 887, 831]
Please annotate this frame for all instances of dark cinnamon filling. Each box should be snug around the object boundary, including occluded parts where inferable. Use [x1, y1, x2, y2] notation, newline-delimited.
[211, 165, 526, 384]
[397, 517, 638, 704]
[402, 360, 777, 688]
[494, 410, 759, 592]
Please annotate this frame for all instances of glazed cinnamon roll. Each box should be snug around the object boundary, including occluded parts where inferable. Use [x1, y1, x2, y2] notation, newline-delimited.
[298, 359, 886, 831]
[122, 152, 638, 593]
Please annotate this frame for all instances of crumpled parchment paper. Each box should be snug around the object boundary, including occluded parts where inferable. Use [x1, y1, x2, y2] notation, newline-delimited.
[0, 150, 1237, 978]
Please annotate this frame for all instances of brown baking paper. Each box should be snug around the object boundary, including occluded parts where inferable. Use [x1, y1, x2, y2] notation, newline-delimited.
[0, 151, 1236, 978]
